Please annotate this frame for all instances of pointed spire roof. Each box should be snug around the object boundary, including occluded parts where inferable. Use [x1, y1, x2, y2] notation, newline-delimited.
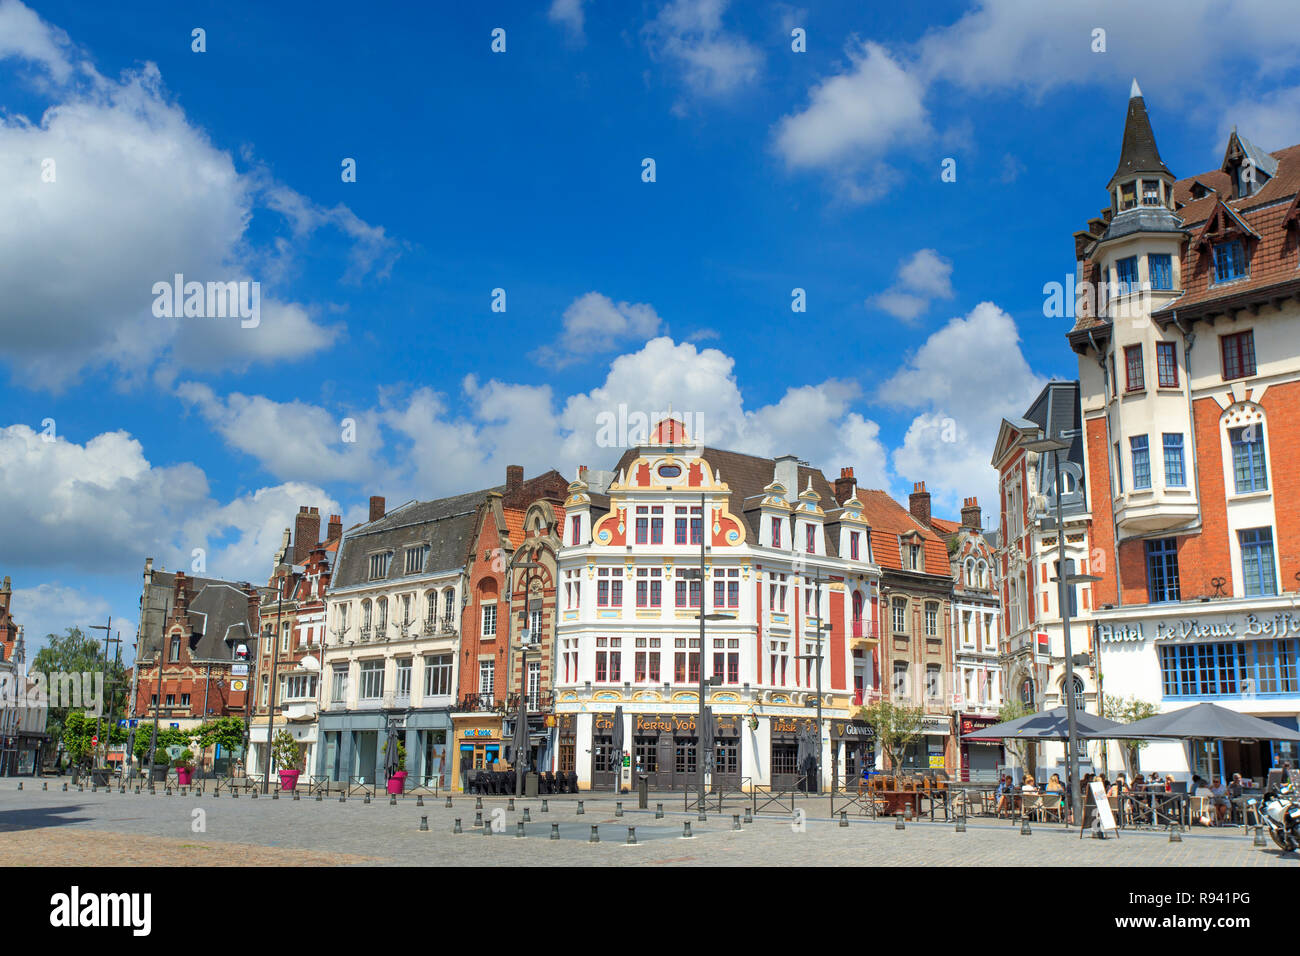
[1108, 79, 1172, 190]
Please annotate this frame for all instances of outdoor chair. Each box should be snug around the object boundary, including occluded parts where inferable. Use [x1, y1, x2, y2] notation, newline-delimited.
[567, 771, 578, 793]
[1040, 793, 1065, 823]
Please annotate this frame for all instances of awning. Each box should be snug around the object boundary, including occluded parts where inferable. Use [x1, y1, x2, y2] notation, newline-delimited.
[961, 706, 1124, 741]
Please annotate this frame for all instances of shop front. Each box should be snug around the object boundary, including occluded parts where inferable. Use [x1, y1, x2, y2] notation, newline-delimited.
[1096, 604, 1300, 780]
[768, 716, 817, 790]
[958, 713, 1002, 780]
[830, 719, 875, 789]
[0, 731, 46, 776]
[452, 715, 505, 791]
[898, 715, 953, 771]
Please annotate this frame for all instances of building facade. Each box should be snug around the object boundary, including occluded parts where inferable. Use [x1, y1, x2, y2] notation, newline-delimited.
[991, 382, 1100, 774]
[0, 578, 46, 776]
[1067, 83, 1300, 779]
[553, 420, 881, 791]
[933, 499, 1006, 777]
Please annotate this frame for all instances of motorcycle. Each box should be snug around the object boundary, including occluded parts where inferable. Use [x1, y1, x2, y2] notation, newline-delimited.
[1251, 783, 1300, 852]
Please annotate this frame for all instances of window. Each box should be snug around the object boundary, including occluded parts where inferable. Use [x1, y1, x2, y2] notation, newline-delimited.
[359, 660, 383, 700]
[424, 654, 452, 697]
[892, 598, 907, 634]
[1149, 253, 1173, 290]
[331, 665, 349, 703]
[924, 602, 938, 637]
[903, 542, 921, 571]
[166, 693, 176, 707]
[404, 545, 428, 575]
[395, 658, 412, 700]
[1120, 181, 1136, 210]
[443, 589, 456, 624]
[1221, 330, 1257, 380]
[180, 692, 191, 707]
[1145, 538, 1180, 603]
[1130, 435, 1151, 490]
[564, 569, 582, 610]
[528, 607, 542, 641]
[771, 517, 781, 549]
[1156, 341, 1178, 387]
[1158, 640, 1300, 699]
[849, 531, 860, 561]
[169, 636, 181, 662]
[596, 567, 623, 608]
[281, 622, 291, 653]
[368, 552, 391, 580]
[1240, 528, 1277, 596]
[1116, 256, 1138, 294]
[570, 516, 581, 546]
[892, 661, 909, 698]
[1219, 333, 1261, 389]
[635, 568, 663, 607]
[806, 524, 816, 553]
[1213, 240, 1247, 283]
[675, 506, 702, 545]
[635, 507, 648, 545]
[1114, 441, 1124, 494]
[675, 578, 701, 608]
[595, 637, 622, 682]
[478, 659, 495, 700]
[712, 567, 739, 609]
[1141, 180, 1161, 206]
[1230, 426, 1268, 493]
[926, 664, 941, 699]
[768, 573, 788, 612]
[481, 603, 497, 637]
[1161, 433, 1185, 487]
[1109, 354, 1118, 398]
[1124, 344, 1144, 392]
[650, 506, 663, 544]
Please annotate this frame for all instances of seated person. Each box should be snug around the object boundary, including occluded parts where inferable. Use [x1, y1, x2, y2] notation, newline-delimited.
[1020, 774, 1039, 793]
[1193, 778, 1214, 826]
[994, 775, 1014, 815]
[1107, 772, 1128, 797]
[1210, 778, 1230, 823]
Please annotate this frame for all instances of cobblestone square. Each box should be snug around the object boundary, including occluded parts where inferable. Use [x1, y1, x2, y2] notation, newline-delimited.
[2, 784, 1295, 867]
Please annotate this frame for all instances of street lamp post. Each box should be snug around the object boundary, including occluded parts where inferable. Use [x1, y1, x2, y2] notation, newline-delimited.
[508, 556, 542, 799]
[88, 617, 112, 771]
[262, 566, 289, 794]
[1017, 431, 1101, 825]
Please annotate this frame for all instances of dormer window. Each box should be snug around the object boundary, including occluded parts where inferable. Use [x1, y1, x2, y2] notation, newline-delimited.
[1213, 240, 1247, 283]
[1120, 182, 1137, 211]
[1141, 180, 1161, 205]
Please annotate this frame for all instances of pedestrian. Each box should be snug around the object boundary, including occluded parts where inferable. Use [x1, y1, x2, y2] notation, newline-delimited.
[1108, 772, 1127, 797]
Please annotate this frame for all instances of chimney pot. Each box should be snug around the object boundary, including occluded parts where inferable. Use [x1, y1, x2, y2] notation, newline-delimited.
[506, 465, 523, 492]
[961, 497, 982, 532]
[833, 467, 858, 505]
[909, 483, 932, 528]
[369, 496, 386, 522]
[294, 506, 321, 564]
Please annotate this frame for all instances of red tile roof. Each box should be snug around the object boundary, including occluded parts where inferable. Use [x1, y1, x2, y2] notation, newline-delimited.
[852, 488, 949, 576]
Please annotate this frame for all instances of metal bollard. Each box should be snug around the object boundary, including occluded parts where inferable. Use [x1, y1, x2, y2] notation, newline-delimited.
[733, 814, 742, 831]
[166, 787, 172, 796]
[445, 796, 453, 808]
[576, 800, 584, 815]
[508, 798, 515, 811]
[655, 803, 664, 819]
[316, 792, 322, 802]
[682, 821, 693, 838]
[231, 790, 238, 799]
[417, 796, 424, 807]
[550, 823, 560, 840]
[390, 795, 396, 806]
[589, 825, 599, 844]
[615, 801, 623, 817]
[454, 818, 463, 833]
[1020, 818, 1032, 836]
[523, 808, 532, 822]
[62, 783, 68, 791]
[541, 799, 548, 813]
[43, 782, 48, 791]
[1168, 825, 1182, 843]
[419, 815, 428, 832]
[743, 806, 753, 824]
[16, 782, 21, 791]
[134, 786, 140, 794]
[627, 826, 637, 845]
[1254, 826, 1266, 847]
[249, 790, 256, 799]
[475, 797, 483, 810]
[484, 820, 492, 836]
[895, 814, 905, 830]
[272, 791, 279, 800]
[474, 810, 484, 828]
[363, 795, 370, 804]
[955, 818, 966, 833]
[516, 821, 526, 838]
[839, 810, 848, 828]
[339, 795, 346, 802]
[293, 791, 300, 801]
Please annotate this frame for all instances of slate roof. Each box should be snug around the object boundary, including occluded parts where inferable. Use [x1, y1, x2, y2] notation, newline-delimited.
[138, 571, 268, 662]
[332, 487, 498, 590]
[1107, 88, 1172, 189]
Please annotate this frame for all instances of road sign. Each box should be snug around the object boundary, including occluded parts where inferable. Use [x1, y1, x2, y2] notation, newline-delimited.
[91, 735, 99, 748]
[129, 719, 138, 728]
[117, 719, 128, 728]
[169, 723, 179, 729]
[232, 664, 249, 677]
[231, 680, 246, 692]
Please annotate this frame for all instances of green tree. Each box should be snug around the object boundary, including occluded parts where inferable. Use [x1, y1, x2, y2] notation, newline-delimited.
[1103, 694, 1159, 775]
[31, 627, 128, 749]
[859, 699, 925, 772]
[271, 730, 303, 772]
[61, 710, 96, 770]
[997, 700, 1036, 779]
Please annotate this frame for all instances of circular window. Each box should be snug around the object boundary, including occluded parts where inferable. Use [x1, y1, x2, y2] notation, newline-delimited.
[657, 464, 682, 478]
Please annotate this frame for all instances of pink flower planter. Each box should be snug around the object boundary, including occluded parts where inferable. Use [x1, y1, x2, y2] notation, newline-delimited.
[386, 771, 407, 795]
[176, 768, 193, 786]
[279, 770, 300, 792]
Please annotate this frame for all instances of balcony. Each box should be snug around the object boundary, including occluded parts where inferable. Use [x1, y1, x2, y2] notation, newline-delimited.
[455, 693, 501, 714]
[440, 618, 458, 637]
[283, 699, 317, 722]
[359, 625, 372, 642]
[1112, 487, 1198, 535]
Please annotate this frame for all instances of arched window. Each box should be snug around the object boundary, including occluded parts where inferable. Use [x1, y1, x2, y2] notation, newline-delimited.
[361, 599, 372, 628]
[376, 597, 388, 630]
[442, 588, 456, 624]
[424, 591, 437, 626]
[852, 591, 864, 630]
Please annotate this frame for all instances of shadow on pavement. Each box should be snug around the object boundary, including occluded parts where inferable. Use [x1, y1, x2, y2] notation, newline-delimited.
[0, 804, 91, 833]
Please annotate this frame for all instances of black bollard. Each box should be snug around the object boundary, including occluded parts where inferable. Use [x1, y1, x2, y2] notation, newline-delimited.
[576, 800, 584, 815]
[733, 814, 742, 831]
[416, 796, 423, 807]
[316, 793, 322, 802]
[955, 818, 967, 833]
[293, 791, 300, 801]
[626, 826, 637, 846]
[62, 783, 68, 792]
[1169, 825, 1182, 843]
[523, 808, 532, 822]
[682, 821, 693, 838]
[615, 801, 623, 817]
[1020, 818, 1032, 836]
[744, 806, 753, 824]
[454, 817, 463, 834]
[550, 823, 560, 840]
[508, 798, 515, 811]
[1254, 826, 1266, 847]
[516, 821, 526, 838]
[655, 803, 664, 819]
[390, 795, 397, 806]
[363, 795, 370, 805]
[419, 816, 429, 832]
[249, 790, 256, 799]
[541, 799, 548, 813]
[445, 796, 453, 808]
[339, 795, 346, 802]
[272, 791, 278, 800]
[895, 814, 905, 830]
[475, 796, 483, 810]
[839, 810, 848, 828]
[474, 810, 484, 828]
[589, 825, 599, 844]
[483, 820, 492, 837]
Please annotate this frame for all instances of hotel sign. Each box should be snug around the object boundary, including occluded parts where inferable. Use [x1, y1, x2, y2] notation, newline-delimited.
[1097, 611, 1300, 645]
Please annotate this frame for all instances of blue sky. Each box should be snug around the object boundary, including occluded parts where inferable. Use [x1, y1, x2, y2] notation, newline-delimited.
[3, 0, 1300, 659]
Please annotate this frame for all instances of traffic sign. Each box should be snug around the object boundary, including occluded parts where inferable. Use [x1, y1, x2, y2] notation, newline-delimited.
[91, 735, 99, 748]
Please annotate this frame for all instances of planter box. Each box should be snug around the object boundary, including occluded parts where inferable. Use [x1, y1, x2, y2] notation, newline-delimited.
[176, 768, 193, 786]
[386, 771, 408, 795]
[278, 770, 300, 792]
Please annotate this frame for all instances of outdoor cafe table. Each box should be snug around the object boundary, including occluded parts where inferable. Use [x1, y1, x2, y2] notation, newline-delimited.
[875, 789, 949, 820]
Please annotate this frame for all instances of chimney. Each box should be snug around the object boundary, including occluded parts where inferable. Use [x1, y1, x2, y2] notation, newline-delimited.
[242, 582, 260, 639]
[773, 455, 799, 503]
[294, 506, 321, 564]
[834, 467, 857, 504]
[369, 496, 386, 522]
[506, 465, 523, 493]
[327, 514, 343, 541]
[170, 572, 190, 626]
[961, 497, 982, 531]
[909, 481, 931, 528]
